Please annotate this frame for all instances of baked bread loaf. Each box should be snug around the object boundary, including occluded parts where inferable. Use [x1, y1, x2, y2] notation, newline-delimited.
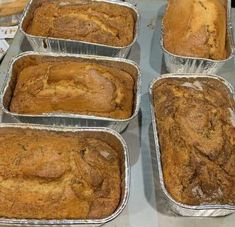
[26, 0, 135, 47]
[0, 127, 122, 219]
[153, 77, 235, 205]
[163, 0, 227, 60]
[10, 60, 135, 119]
[0, 0, 28, 17]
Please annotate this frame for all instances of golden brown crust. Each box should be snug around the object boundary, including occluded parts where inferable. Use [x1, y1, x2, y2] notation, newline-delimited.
[163, 0, 227, 60]
[0, 0, 28, 17]
[26, 0, 135, 47]
[0, 128, 121, 219]
[153, 77, 235, 205]
[10, 60, 134, 119]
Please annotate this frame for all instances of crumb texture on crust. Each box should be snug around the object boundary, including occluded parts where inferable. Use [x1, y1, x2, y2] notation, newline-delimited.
[0, 0, 28, 17]
[10, 60, 134, 119]
[163, 0, 227, 60]
[0, 128, 121, 219]
[153, 77, 235, 205]
[26, 0, 135, 47]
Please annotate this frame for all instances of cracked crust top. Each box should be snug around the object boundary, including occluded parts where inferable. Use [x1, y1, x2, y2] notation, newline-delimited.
[0, 128, 121, 219]
[9, 60, 134, 119]
[153, 77, 235, 205]
[163, 0, 227, 60]
[26, 0, 135, 47]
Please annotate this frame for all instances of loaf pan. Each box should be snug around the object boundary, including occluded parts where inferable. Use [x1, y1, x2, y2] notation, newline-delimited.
[19, 0, 139, 58]
[0, 12, 22, 26]
[0, 123, 130, 226]
[1, 51, 141, 132]
[161, 0, 235, 73]
[0, 0, 26, 26]
[149, 73, 235, 216]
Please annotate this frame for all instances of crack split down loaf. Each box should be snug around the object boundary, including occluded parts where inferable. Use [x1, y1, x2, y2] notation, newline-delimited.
[26, 0, 136, 47]
[163, 0, 228, 60]
[9, 57, 135, 119]
[0, 128, 123, 219]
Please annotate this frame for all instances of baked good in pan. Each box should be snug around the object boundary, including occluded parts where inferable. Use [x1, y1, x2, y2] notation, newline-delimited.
[26, 0, 135, 47]
[10, 60, 135, 119]
[0, 127, 122, 219]
[0, 0, 28, 17]
[163, 0, 227, 60]
[153, 77, 235, 205]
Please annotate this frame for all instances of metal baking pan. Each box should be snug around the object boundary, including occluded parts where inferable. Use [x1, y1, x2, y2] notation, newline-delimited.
[149, 73, 235, 216]
[0, 12, 22, 26]
[161, 0, 235, 74]
[1, 51, 141, 132]
[0, 123, 129, 226]
[19, 0, 139, 58]
[0, 0, 27, 26]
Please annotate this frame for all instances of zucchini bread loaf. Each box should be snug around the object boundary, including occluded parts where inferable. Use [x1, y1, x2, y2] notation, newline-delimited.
[163, 0, 227, 60]
[153, 77, 235, 205]
[26, 0, 135, 47]
[0, 128, 122, 219]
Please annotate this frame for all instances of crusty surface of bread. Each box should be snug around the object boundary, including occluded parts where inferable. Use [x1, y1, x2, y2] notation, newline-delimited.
[0, 128, 121, 219]
[0, 0, 28, 17]
[163, 0, 227, 60]
[27, 0, 135, 47]
[153, 77, 235, 205]
[10, 60, 134, 119]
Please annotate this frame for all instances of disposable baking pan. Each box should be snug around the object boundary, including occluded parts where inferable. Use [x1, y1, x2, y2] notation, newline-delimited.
[161, 0, 235, 74]
[19, 0, 139, 58]
[1, 51, 141, 132]
[0, 12, 22, 26]
[0, 0, 28, 26]
[0, 123, 130, 226]
[149, 73, 235, 216]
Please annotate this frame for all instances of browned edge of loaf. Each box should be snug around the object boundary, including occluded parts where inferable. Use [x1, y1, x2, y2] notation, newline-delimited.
[152, 76, 235, 206]
[4, 54, 138, 119]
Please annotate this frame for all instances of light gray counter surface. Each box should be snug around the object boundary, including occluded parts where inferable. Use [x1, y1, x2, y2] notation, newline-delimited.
[0, 0, 234, 226]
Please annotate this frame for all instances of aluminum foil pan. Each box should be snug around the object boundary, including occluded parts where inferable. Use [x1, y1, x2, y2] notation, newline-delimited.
[0, 123, 130, 226]
[0, 0, 28, 26]
[161, 0, 235, 74]
[149, 73, 235, 216]
[19, 0, 139, 58]
[1, 51, 141, 133]
[0, 12, 22, 26]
